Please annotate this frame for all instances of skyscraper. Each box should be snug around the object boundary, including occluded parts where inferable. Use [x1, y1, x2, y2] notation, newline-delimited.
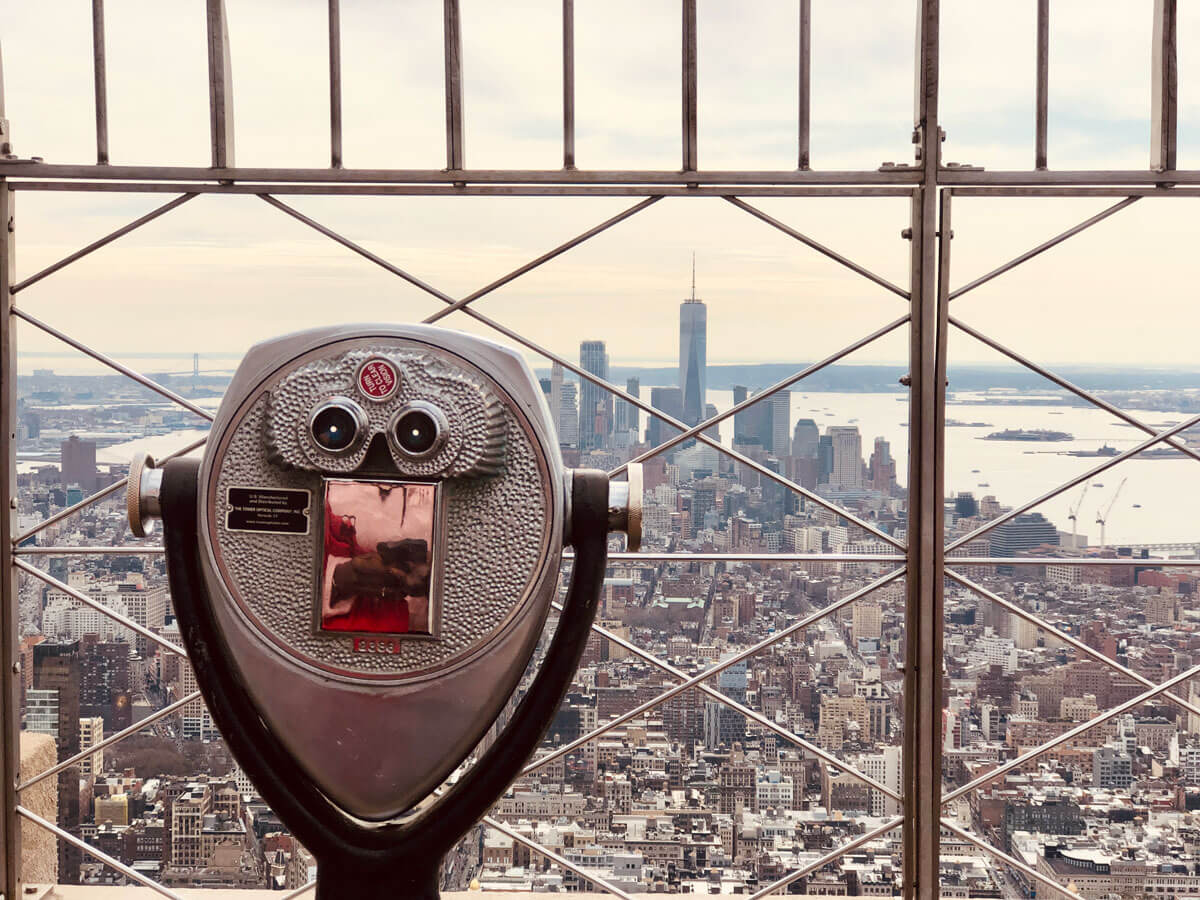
[578, 341, 611, 451]
[647, 387, 683, 448]
[792, 418, 820, 458]
[558, 381, 579, 448]
[549, 363, 564, 435]
[34, 641, 82, 883]
[61, 435, 97, 491]
[679, 261, 707, 427]
[828, 425, 864, 489]
[614, 377, 640, 443]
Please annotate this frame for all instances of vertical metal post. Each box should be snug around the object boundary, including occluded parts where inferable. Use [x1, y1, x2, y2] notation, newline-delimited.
[562, 0, 576, 169]
[91, 0, 109, 165]
[443, 0, 465, 171]
[205, 0, 235, 169]
[902, 1, 943, 898]
[681, 0, 698, 173]
[798, 0, 811, 170]
[328, 0, 343, 168]
[1035, 0, 1048, 170]
[0, 182, 20, 900]
[1151, 0, 1177, 172]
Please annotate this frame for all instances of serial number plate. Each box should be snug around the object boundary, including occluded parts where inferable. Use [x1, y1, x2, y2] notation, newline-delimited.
[226, 487, 311, 535]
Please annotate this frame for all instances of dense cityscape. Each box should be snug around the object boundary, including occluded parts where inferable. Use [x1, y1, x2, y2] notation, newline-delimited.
[11, 285, 1200, 897]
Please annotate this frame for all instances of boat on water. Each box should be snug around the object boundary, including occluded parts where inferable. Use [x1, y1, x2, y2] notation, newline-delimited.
[1093, 482, 1104, 487]
[981, 428, 1073, 442]
[971, 468, 980, 473]
[1133, 503, 1142, 508]
[1065, 444, 1118, 457]
[978, 482, 990, 487]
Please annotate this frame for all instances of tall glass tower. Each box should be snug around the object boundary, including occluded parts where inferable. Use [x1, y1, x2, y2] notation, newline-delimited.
[578, 340, 610, 451]
[679, 257, 707, 427]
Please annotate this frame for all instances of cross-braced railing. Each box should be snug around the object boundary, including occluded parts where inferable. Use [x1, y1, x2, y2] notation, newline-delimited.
[2, 1, 1199, 898]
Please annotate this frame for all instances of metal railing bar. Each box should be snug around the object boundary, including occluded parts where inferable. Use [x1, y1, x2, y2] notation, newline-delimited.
[15, 546, 165, 555]
[422, 196, 661, 324]
[11, 307, 215, 421]
[947, 556, 1200, 566]
[953, 186, 1200, 197]
[522, 567, 903, 775]
[594, 552, 906, 562]
[939, 819, 1077, 900]
[280, 881, 315, 899]
[205, 0, 235, 169]
[726, 197, 910, 299]
[91, 0, 109, 165]
[1152, 0, 1178, 172]
[947, 197, 1138, 300]
[19, 691, 202, 792]
[0, 162, 929, 184]
[1035, 0, 1048, 170]
[328, 0, 342, 169]
[258, 196, 904, 547]
[747, 815, 904, 900]
[10, 182, 919, 198]
[11, 194, 197, 293]
[942, 659, 1200, 805]
[946, 408, 1200, 552]
[951, 315, 1200, 463]
[562, 0, 575, 169]
[939, 169, 1200, 185]
[13, 558, 187, 656]
[682, 0, 698, 172]
[18, 805, 187, 899]
[798, 0, 811, 170]
[946, 568, 1200, 722]
[13, 436, 207, 545]
[577, 610, 902, 800]
[483, 815, 635, 899]
[443, 0, 465, 170]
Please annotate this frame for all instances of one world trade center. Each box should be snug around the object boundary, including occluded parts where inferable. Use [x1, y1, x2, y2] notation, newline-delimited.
[679, 261, 707, 427]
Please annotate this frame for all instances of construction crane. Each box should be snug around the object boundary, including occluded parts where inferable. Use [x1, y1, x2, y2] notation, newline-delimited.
[1095, 477, 1128, 549]
[1067, 483, 1090, 548]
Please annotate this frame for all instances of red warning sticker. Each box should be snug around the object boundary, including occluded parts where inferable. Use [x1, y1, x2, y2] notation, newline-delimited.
[357, 358, 399, 401]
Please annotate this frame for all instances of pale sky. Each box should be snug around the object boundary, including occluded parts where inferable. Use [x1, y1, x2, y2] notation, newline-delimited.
[2, 1, 1199, 372]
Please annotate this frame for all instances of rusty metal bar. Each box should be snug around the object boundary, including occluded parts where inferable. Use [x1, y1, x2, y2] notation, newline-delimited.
[946, 556, 1200, 566]
[10, 307, 215, 420]
[92, 0, 109, 164]
[16, 546, 166, 555]
[562, 0, 575, 169]
[948, 197, 1138, 300]
[11, 194, 197, 294]
[422, 196, 661, 324]
[1152, 0, 1178, 171]
[798, 0, 811, 170]
[205, 0, 235, 168]
[944, 659, 1200, 804]
[443, 0, 465, 170]
[328, 0, 343, 168]
[1035, 0, 1048, 169]
[727, 196, 911, 298]
[682, 0, 698, 172]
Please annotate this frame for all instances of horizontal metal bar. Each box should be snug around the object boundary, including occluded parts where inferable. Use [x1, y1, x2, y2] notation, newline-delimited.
[947, 569, 1200, 722]
[523, 568, 904, 775]
[6, 182, 918, 197]
[595, 552, 906, 562]
[483, 815, 635, 899]
[14, 558, 186, 657]
[952, 186, 1200, 197]
[12, 307, 215, 421]
[11, 194, 196, 293]
[19, 691, 201, 792]
[18, 805, 187, 899]
[0, 162, 926, 185]
[951, 315, 1200, 463]
[946, 408, 1200, 552]
[15, 545, 166, 555]
[938, 169, 1200, 185]
[580, 609, 902, 800]
[727, 196, 910, 298]
[947, 556, 1200, 566]
[748, 815, 904, 900]
[948, 197, 1137, 300]
[939, 819, 1076, 900]
[943, 659, 1200, 805]
[13, 435, 206, 545]
[423, 196, 661, 324]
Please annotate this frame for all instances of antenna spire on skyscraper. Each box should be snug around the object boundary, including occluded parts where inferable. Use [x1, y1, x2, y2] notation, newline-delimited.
[691, 252, 696, 301]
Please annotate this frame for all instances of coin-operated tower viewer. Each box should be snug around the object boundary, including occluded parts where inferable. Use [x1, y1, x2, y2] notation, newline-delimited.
[127, 324, 642, 899]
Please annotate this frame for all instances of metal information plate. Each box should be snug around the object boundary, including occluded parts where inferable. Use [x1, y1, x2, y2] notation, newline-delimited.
[226, 487, 311, 535]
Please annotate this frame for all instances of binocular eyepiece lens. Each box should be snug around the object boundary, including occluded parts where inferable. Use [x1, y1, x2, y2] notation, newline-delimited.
[394, 407, 441, 457]
[310, 401, 363, 453]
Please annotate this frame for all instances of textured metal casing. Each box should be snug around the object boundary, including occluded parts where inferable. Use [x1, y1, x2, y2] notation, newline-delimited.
[195, 324, 565, 821]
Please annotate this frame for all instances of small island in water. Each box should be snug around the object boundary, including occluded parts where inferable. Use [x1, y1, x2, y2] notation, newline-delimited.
[981, 428, 1073, 442]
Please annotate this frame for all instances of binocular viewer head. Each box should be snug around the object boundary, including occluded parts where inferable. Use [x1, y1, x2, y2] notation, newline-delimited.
[129, 324, 640, 824]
